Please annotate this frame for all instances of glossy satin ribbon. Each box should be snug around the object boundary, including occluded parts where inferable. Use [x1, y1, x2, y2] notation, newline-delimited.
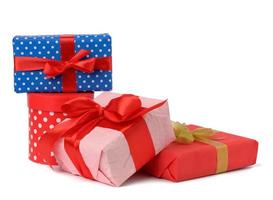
[38, 94, 165, 179]
[14, 35, 112, 92]
[172, 122, 228, 173]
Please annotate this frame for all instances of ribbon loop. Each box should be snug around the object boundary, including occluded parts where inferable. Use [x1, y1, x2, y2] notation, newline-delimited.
[172, 122, 216, 143]
[104, 94, 143, 122]
[43, 49, 95, 78]
[70, 49, 90, 62]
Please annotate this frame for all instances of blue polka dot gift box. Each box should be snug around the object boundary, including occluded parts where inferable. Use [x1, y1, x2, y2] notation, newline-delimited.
[13, 34, 112, 93]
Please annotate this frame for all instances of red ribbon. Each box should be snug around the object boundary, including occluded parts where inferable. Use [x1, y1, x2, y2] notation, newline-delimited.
[14, 35, 112, 92]
[37, 94, 166, 179]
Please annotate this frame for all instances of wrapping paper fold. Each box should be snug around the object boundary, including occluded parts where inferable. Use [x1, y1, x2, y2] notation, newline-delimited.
[144, 124, 258, 182]
[48, 92, 175, 186]
[28, 93, 94, 165]
[13, 34, 112, 93]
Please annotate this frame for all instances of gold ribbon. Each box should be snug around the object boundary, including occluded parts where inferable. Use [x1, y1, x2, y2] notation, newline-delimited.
[172, 122, 228, 174]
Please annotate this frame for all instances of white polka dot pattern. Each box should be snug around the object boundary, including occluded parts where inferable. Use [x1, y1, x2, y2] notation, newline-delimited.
[28, 92, 94, 165]
[13, 34, 112, 93]
[29, 108, 66, 165]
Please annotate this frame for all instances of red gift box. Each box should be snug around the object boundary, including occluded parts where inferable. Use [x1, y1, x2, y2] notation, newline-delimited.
[28, 92, 93, 165]
[144, 124, 258, 182]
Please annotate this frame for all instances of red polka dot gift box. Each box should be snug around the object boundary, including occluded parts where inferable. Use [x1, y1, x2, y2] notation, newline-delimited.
[28, 92, 94, 165]
[13, 34, 112, 93]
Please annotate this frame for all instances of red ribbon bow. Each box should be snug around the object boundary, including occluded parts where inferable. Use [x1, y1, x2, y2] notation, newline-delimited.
[14, 49, 112, 78]
[38, 94, 165, 179]
[14, 35, 112, 92]
[43, 49, 95, 78]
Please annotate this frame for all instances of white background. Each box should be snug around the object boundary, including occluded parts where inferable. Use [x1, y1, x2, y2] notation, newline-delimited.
[0, 0, 272, 199]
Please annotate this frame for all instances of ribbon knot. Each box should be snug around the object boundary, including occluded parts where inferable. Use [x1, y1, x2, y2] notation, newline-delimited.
[44, 49, 95, 78]
[172, 121, 216, 144]
[63, 61, 74, 68]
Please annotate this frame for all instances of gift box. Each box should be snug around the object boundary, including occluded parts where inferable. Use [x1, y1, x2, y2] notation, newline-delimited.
[144, 123, 258, 182]
[13, 34, 112, 93]
[28, 92, 94, 165]
[37, 92, 175, 186]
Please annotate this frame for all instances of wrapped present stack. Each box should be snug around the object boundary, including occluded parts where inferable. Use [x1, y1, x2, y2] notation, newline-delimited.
[13, 34, 112, 164]
[13, 34, 258, 186]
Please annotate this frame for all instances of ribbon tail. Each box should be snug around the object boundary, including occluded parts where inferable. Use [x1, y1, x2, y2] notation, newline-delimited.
[61, 97, 102, 118]
[63, 118, 100, 179]
[37, 118, 81, 165]
[94, 57, 112, 70]
[195, 137, 228, 173]
[14, 57, 51, 71]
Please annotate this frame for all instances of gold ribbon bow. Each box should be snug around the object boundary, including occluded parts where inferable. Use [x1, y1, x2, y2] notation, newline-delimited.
[172, 122, 228, 174]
